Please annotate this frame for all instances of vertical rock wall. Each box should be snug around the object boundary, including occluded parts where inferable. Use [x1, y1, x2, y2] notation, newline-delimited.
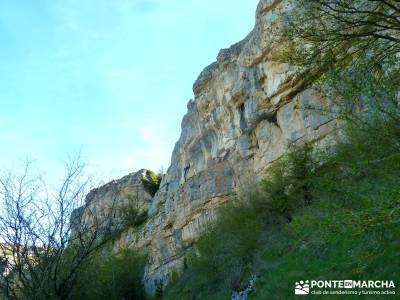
[72, 0, 337, 296]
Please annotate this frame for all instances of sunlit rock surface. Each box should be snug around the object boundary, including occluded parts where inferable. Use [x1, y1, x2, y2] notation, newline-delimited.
[71, 170, 153, 235]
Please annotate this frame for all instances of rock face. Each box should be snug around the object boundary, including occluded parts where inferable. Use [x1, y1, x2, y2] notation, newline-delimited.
[72, 170, 153, 236]
[72, 0, 337, 297]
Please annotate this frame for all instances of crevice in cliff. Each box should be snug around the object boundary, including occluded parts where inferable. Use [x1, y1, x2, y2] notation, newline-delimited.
[258, 0, 283, 15]
[183, 165, 190, 181]
[254, 110, 280, 131]
[239, 103, 248, 131]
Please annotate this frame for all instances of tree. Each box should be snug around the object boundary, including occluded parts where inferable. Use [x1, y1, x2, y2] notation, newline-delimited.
[278, 0, 400, 102]
[70, 248, 147, 300]
[0, 156, 119, 300]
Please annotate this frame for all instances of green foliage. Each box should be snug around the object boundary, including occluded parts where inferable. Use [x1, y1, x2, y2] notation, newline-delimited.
[164, 202, 261, 299]
[142, 170, 162, 197]
[279, 0, 400, 83]
[155, 279, 164, 299]
[277, 1, 400, 132]
[71, 249, 147, 300]
[121, 205, 148, 228]
[256, 144, 315, 221]
[250, 117, 400, 299]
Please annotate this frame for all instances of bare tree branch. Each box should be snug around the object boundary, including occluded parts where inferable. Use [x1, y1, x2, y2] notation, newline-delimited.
[0, 156, 120, 300]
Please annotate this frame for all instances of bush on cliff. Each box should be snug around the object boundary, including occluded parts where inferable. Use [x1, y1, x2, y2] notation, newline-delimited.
[120, 202, 148, 229]
[256, 143, 316, 222]
[184, 202, 263, 296]
[142, 170, 162, 197]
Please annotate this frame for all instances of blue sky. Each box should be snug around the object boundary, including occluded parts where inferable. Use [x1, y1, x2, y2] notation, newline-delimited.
[0, 0, 258, 183]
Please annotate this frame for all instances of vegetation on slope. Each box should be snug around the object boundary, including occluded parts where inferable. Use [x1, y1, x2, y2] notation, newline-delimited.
[71, 248, 147, 300]
[165, 112, 400, 299]
[142, 170, 162, 197]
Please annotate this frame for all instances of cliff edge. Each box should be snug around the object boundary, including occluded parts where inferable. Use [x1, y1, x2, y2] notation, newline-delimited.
[71, 0, 337, 296]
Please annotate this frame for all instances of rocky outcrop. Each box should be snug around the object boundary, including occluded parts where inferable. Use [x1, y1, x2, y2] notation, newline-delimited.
[72, 170, 153, 236]
[71, 0, 337, 297]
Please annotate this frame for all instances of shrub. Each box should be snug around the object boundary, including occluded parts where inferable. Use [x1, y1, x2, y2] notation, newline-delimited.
[257, 143, 316, 221]
[248, 113, 400, 299]
[71, 248, 147, 300]
[142, 170, 162, 197]
[121, 205, 148, 228]
[164, 199, 269, 300]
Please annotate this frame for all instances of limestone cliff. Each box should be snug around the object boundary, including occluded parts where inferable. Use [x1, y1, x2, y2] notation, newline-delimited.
[71, 0, 337, 296]
[71, 170, 153, 238]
